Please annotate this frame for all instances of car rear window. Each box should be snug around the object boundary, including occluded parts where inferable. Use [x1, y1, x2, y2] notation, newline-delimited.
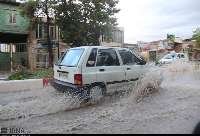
[58, 49, 84, 67]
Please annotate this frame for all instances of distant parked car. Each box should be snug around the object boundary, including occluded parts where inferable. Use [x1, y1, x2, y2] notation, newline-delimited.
[159, 53, 188, 65]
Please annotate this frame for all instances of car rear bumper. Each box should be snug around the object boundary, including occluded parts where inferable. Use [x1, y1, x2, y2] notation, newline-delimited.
[52, 79, 87, 94]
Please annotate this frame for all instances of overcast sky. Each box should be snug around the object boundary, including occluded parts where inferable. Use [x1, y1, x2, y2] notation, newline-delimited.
[116, 0, 200, 43]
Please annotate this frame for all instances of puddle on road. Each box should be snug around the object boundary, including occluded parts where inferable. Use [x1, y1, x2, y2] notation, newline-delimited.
[0, 61, 199, 122]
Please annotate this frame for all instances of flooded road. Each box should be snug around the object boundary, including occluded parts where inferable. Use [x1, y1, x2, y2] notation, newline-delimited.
[0, 62, 200, 134]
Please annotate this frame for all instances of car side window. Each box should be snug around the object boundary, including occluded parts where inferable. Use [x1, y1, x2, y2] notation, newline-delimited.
[86, 48, 97, 67]
[119, 50, 137, 65]
[96, 49, 120, 66]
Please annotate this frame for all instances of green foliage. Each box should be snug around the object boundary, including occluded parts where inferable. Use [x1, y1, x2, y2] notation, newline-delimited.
[19, 0, 38, 29]
[155, 58, 160, 66]
[8, 68, 53, 80]
[8, 67, 31, 80]
[20, 0, 57, 20]
[55, 0, 120, 46]
[30, 69, 53, 79]
[19, 0, 38, 19]
[167, 34, 175, 43]
[20, 0, 120, 47]
[192, 28, 200, 48]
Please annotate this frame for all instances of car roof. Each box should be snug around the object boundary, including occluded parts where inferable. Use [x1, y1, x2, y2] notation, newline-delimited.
[69, 46, 128, 50]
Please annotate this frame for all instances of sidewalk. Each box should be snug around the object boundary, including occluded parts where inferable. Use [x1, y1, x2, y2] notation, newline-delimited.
[0, 72, 9, 81]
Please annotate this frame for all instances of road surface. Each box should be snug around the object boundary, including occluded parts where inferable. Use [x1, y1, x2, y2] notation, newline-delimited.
[0, 62, 200, 134]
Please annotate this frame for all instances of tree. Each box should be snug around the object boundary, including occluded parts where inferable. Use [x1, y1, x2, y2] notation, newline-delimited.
[192, 28, 200, 48]
[20, 0, 57, 68]
[55, 0, 120, 46]
[167, 34, 175, 44]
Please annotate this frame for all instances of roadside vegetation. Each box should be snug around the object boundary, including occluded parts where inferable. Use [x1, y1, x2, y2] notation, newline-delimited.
[8, 66, 53, 80]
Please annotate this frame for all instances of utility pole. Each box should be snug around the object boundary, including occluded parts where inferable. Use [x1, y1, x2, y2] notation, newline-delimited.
[58, 27, 60, 59]
[10, 44, 13, 73]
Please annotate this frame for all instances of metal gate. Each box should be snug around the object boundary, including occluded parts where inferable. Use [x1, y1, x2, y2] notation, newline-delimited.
[12, 43, 28, 70]
[0, 44, 11, 71]
[0, 43, 28, 71]
[0, 52, 11, 71]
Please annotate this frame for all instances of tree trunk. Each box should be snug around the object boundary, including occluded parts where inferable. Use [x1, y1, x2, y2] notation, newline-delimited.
[45, 0, 53, 68]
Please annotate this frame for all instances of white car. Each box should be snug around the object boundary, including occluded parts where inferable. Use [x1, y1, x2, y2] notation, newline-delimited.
[53, 46, 146, 101]
[159, 53, 188, 65]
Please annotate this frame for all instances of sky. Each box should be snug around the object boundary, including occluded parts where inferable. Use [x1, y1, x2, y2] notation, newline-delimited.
[116, 0, 200, 43]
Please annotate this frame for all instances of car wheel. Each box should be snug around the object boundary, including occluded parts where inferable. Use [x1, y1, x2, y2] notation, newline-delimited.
[89, 84, 105, 103]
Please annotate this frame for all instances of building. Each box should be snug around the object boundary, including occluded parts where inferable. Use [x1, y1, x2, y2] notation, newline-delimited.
[137, 39, 175, 62]
[0, 1, 125, 72]
[28, 17, 69, 71]
[124, 43, 139, 52]
[0, 0, 29, 71]
[100, 27, 124, 47]
[0, 0, 69, 72]
[182, 39, 200, 61]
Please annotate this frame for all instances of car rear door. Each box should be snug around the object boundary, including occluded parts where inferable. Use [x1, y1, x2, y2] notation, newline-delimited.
[95, 48, 125, 92]
[81, 48, 98, 85]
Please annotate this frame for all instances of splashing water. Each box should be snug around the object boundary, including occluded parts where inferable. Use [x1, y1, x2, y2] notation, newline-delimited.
[0, 61, 199, 123]
[0, 87, 87, 121]
[129, 60, 200, 103]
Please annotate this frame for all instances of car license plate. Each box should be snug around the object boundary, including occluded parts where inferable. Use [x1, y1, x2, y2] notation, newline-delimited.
[59, 72, 68, 77]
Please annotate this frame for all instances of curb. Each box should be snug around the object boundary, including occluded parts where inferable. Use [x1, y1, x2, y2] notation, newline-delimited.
[0, 79, 44, 93]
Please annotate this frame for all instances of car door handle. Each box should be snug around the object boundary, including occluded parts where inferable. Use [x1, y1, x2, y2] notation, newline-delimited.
[127, 68, 131, 70]
[99, 69, 105, 72]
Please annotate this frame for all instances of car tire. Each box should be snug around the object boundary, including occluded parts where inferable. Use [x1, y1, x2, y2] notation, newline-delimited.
[89, 84, 105, 103]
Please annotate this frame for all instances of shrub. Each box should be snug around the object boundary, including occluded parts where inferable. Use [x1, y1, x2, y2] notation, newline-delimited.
[30, 69, 53, 79]
[8, 67, 31, 80]
[8, 67, 53, 80]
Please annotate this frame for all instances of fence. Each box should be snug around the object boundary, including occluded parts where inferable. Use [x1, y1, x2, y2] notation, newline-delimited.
[0, 43, 28, 71]
[13, 52, 28, 69]
[0, 52, 11, 71]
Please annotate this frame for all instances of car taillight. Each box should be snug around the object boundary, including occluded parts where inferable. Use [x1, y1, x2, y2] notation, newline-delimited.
[74, 74, 82, 86]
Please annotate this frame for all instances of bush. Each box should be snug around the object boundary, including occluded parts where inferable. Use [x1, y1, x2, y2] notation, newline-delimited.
[8, 68, 31, 80]
[155, 58, 160, 65]
[8, 67, 53, 80]
[30, 69, 53, 79]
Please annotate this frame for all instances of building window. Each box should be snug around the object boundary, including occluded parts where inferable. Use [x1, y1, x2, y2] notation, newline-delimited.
[36, 24, 43, 39]
[36, 53, 49, 68]
[9, 13, 16, 24]
[50, 26, 56, 40]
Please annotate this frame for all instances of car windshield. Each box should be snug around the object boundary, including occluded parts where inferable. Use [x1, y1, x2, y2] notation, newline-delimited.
[57, 49, 84, 67]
